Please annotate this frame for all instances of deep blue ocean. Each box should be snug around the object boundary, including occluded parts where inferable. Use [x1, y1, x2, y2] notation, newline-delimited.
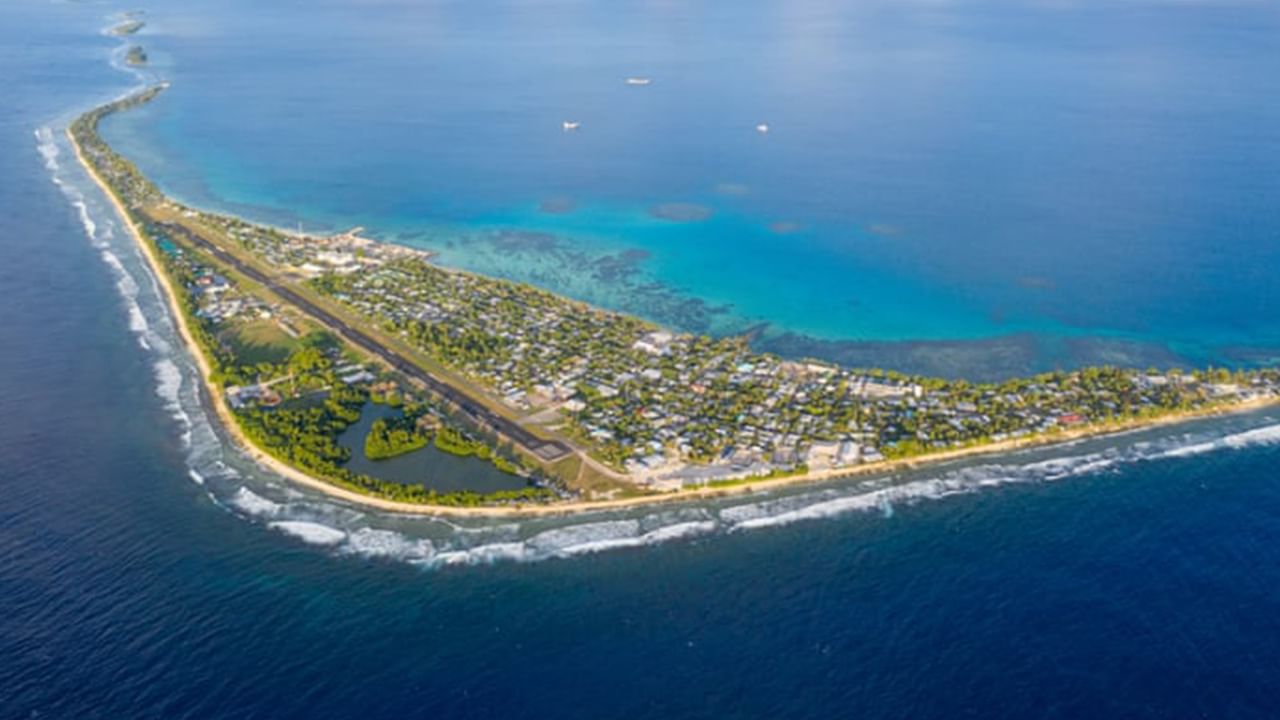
[4, 1, 1280, 718]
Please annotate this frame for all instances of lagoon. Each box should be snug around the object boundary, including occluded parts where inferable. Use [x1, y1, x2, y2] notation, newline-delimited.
[336, 402, 529, 495]
[98, 0, 1280, 378]
[6, 2, 1280, 717]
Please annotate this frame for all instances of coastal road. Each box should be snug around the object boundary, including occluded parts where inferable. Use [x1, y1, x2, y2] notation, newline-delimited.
[152, 219, 574, 463]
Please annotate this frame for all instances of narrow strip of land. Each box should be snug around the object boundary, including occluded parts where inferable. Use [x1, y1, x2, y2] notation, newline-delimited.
[67, 84, 1280, 516]
[150, 218, 573, 462]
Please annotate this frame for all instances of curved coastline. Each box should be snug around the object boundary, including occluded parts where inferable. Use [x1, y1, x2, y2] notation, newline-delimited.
[68, 121, 1280, 518]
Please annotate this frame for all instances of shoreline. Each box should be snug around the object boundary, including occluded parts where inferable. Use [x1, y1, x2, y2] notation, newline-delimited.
[68, 126, 1280, 519]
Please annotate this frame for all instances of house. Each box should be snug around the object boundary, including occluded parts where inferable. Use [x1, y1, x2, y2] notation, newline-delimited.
[861, 447, 886, 463]
[836, 440, 861, 466]
[340, 369, 376, 385]
[226, 383, 279, 409]
[804, 440, 841, 469]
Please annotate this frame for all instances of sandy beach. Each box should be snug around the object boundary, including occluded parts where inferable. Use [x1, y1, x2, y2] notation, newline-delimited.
[69, 127, 1280, 519]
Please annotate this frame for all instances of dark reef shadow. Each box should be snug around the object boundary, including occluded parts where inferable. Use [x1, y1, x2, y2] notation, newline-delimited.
[650, 202, 714, 222]
[538, 196, 578, 215]
[750, 330, 1198, 381]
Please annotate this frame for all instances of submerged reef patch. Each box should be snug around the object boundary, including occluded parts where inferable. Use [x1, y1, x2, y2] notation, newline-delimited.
[650, 202, 714, 222]
[713, 182, 751, 196]
[538, 196, 578, 215]
[866, 223, 903, 237]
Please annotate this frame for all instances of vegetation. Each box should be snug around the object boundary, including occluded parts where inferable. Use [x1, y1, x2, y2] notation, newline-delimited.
[313, 250, 1280, 478]
[220, 320, 301, 365]
[70, 86, 1280, 506]
[238, 382, 365, 469]
[68, 88, 558, 508]
[434, 426, 522, 474]
[364, 417, 429, 460]
[223, 350, 549, 505]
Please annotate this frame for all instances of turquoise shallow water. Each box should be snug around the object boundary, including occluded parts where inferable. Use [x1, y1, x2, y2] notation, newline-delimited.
[95, 0, 1280, 378]
[5, 3, 1280, 717]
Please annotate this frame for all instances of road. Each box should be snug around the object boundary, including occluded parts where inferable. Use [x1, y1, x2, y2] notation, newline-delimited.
[152, 219, 574, 463]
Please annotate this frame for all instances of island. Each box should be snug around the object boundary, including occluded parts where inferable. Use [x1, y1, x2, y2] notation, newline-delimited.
[68, 85, 1280, 515]
[110, 19, 146, 36]
[364, 416, 430, 460]
[124, 46, 148, 67]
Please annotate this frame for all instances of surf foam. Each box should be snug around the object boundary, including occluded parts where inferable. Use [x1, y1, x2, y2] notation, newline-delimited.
[269, 521, 347, 546]
[230, 487, 283, 517]
[1151, 422, 1280, 460]
[37, 73, 1280, 570]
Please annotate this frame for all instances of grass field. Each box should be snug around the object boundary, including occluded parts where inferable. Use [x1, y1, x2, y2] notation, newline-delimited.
[220, 319, 301, 365]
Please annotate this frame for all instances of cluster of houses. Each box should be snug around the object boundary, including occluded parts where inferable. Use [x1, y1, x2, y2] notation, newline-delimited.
[303, 255, 1280, 489]
[592, 360, 912, 485]
[225, 381, 283, 409]
[224, 356, 380, 410]
[335, 361, 377, 386]
[166, 207, 433, 279]
[188, 271, 273, 323]
[307, 258, 946, 479]
[160, 210, 1280, 492]
[73, 100, 1280, 497]
[157, 233, 380, 412]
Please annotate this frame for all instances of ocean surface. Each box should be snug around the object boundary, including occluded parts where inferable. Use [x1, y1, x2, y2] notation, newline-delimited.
[3, 1, 1280, 718]
[92, 0, 1280, 378]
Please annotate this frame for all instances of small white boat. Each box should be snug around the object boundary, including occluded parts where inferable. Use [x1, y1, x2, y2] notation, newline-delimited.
[625, 77, 652, 86]
[562, 121, 580, 131]
[756, 123, 770, 134]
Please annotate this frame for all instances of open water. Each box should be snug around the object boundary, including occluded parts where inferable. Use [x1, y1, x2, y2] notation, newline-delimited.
[92, 0, 1280, 378]
[3, 1, 1280, 717]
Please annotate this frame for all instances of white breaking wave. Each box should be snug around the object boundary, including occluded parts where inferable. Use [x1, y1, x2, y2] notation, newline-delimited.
[725, 492, 894, 531]
[1150, 422, 1280, 459]
[35, 127, 59, 170]
[393, 517, 717, 568]
[193, 419, 1280, 568]
[229, 487, 283, 517]
[151, 357, 194, 448]
[358, 518, 712, 568]
[527, 519, 641, 554]
[35, 28, 395, 566]
[77, 201, 103, 247]
[36, 128, 106, 249]
[877, 495, 894, 518]
[152, 358, 183, 411]
[716, 469, 1026, 532]
[270, 521, 348, 546]
[543, 518, 718, 556]
[37, 115, 221, 506]
[98, 248, 153, 349]
[432, 542, 531, 566]
[714, 422, 1280, 534]
[39, 48, 1280, 569]
[341, 528, 436, 560]
[637, 520, 719, 544]
[40, 124, 197, 444]
[37, 126, 159, 356]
